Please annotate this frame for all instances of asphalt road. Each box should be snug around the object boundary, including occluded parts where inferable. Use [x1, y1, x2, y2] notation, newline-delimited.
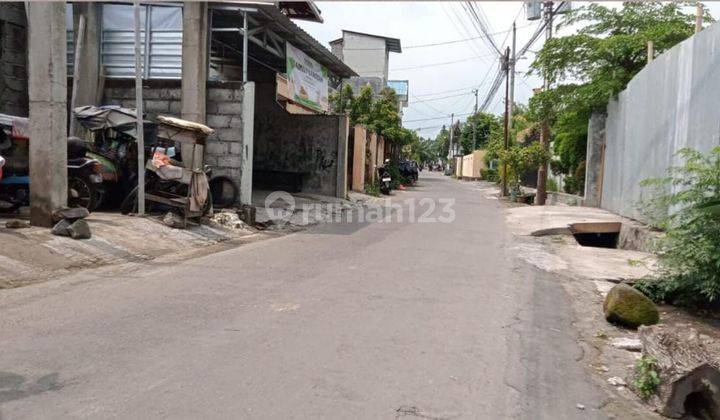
[0, 172, 609, 419]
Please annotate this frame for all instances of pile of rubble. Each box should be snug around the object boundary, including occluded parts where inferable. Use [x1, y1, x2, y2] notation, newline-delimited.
[50, 207, 91, 240]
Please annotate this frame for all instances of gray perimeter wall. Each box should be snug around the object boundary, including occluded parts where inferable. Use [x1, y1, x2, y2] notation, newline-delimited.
[253, 82, 347, 198]
[601, 21, 720, 221]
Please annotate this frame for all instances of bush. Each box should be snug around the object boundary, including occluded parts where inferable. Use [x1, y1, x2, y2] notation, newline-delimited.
[633, 356, 661, 399]
[547, 178, 559, 192]
[481, 168, 499, 183]
[636, 147, 720, 307]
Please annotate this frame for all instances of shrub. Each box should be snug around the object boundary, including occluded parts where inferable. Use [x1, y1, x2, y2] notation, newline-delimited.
[633, 356, 661, 399]
[636, 147, 720, 307]
[481, 168, 499, 183]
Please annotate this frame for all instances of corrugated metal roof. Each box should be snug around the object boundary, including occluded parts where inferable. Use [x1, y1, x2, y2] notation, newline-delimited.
[212, 2, 357, 78]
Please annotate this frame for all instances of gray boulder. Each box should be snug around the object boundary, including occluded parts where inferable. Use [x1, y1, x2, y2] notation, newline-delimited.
[52, 207, 89, 222]
[51, 219, 71, 237]
[68, 219, 91, 239]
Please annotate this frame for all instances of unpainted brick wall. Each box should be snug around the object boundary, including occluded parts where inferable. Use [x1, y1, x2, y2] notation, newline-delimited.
[103, 83, 246, 200]
[0, 3, 28, 116]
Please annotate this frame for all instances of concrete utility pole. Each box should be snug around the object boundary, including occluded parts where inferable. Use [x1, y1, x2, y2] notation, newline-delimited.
[134, 0, 145, 215]
[449, 113, 455, 167]
[27, 2, 67, 227]
[501, 47, 510, 197]
[696, 3, 704, 33]
[508, 21, 517, 132]
[181, 2, 208, 169]
[472, 89, 478, 150]
[647, 40, 654, 63]
[535, 1, 554, 206]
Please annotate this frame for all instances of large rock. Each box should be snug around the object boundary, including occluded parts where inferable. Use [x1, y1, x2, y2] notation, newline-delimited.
[603, 283, 659, 328]
[5, 219, 30, 229]
[52, 207, 89, 223]
[51, 219, 71, 237]
[68, 219, 91, 239]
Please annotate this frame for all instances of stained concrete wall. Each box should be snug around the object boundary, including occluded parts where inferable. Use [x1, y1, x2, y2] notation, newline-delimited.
[253, 82, 348, 198]
[601, 21, 720, 221]
[583, 112, 606, 207]
[103, 81, 250, 203]
[0, 3, 28, 116]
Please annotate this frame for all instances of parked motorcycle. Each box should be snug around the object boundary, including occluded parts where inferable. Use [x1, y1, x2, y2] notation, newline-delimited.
[377, 159, 392, 195]
[0, 114, 103, 212]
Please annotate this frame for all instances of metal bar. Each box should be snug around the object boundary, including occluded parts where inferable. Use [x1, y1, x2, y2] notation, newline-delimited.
[242, 11, 248, 82]
[143, 4, 152, 78]
[68, 14, 86, 136]
[134, 0, 145, 215]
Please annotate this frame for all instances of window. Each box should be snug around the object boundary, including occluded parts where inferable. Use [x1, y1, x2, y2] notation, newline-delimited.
[67, 3, 183, 79]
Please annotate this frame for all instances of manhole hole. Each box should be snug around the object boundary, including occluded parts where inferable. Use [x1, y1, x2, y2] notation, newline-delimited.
[569, 222, 621, 249]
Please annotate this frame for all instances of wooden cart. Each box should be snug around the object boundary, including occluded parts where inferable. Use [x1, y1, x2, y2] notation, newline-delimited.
[145, 116, 214, 227]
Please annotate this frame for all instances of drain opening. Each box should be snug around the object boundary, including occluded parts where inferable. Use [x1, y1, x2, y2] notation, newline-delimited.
[684, 389, 719, 419]
[570, 222, 622, 249]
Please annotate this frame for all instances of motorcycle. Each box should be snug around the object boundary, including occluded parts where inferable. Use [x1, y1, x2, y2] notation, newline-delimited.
[377, 159, 392, 195]
[0, 113, 103, 213]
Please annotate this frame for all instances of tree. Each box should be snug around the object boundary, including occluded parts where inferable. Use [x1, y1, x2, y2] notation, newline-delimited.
[458, 112, 502, 155]
[528, 2, 712, 186]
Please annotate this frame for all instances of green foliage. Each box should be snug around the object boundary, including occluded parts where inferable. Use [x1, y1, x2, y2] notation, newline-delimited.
[329, 84, 355, 115]
[480, 168, 499, 183]
[562, 160, 586, 195]
[547, 177, 559, 193]
[529, 3, 709, 179]
[364, 179, 380, 197]
[458, 112, 502, 155]
[636, 147, 720, 307]
[498, 142, 550, 193]
[633, 356, 661, 399]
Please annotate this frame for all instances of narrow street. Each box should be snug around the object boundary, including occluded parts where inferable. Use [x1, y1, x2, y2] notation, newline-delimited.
[0, 172, 608, 419]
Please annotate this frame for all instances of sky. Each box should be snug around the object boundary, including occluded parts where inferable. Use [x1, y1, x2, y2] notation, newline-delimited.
[297, 1, 720, 139]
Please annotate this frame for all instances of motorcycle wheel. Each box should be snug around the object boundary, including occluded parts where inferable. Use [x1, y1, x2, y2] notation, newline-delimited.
[68, 176, 97, 210]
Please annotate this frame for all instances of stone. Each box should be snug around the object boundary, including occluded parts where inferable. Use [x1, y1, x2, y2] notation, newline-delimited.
[611, 337, 643, 352]
[603, 284, 659, 329]
[162, 211, 185, 229]
[5, 219, 29, 229]
[51, 219, 71, 236]
[68, 219, 91, 239]
[52, 207, 89, 222]
[607, 377, 627, 387]
[576, 404, 585, 410]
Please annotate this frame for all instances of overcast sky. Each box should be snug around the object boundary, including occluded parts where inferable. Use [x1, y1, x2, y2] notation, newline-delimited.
[297, 2, 718, 139]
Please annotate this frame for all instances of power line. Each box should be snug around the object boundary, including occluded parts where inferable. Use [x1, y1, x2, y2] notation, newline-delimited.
[411, 92, 472, 104]
[404, 111, 475, 124]
[463, 2, 502, 56]
[341, 25, 532, 51]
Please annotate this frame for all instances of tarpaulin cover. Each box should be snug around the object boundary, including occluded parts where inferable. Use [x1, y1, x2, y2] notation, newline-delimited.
[0, 113, 29, 140]
[73, 106, 148, 138]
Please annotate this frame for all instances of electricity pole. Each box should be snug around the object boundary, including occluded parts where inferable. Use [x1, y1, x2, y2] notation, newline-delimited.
[472, 89, 479, 150]
[134, 0, 145, 215]
[508, 21, 517, 132]
[501, 47, 510, 197]
[447, 113, 455, 173]
[535, 1, 553, 206]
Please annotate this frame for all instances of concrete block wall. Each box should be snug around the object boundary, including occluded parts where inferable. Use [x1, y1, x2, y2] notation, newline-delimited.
[253, 82, 348, 198]
[203, 85, 245, 187]
[103, 82, 247, 202]
[600, 21, 720, 221]
[0, 3, 28, 116]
